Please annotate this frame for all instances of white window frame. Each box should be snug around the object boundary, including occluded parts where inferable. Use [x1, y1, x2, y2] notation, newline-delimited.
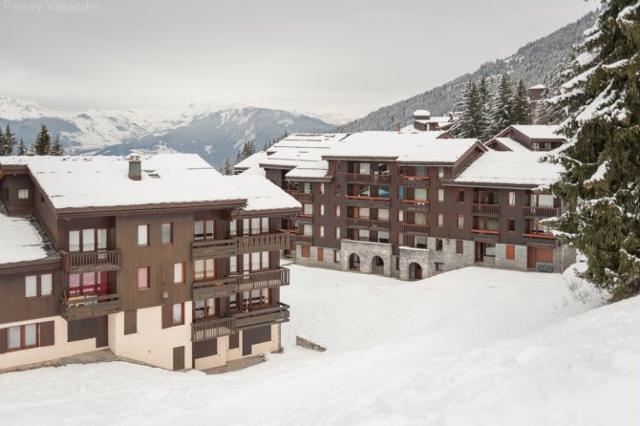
[25, 275, 37, 298]
[137, 224, 148, 246]
[17, 189, 29, 200]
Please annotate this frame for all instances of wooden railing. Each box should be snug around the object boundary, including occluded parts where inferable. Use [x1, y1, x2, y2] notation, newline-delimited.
[471, 228, 499, 235]
[192, 238, 237, 260]
[402, 223, 430, 234]
[236, 232, 290, 253]
[523, 232, 556, 240]
[346, 218, 390, 228]
[292, 234, 313, 243]
[346, 195, 391, 202]
[287, 191, 312, 202]
[192, 317, 236, 342]
[401, 175, 430, 187]
[401, 199, 429, 206]
[193, 277, 238, 299]
[61, 250, 121, 274]
[343, 173, 391, 184]
[472, 203, 500, 216]
[60, 293, 121, 321]
[523, 206, 559, 218]
[234, 302, 290, 330]
[193, 268, 290, 300]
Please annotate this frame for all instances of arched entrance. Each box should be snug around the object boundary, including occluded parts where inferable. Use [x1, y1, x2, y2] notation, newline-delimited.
[371, 256, 385, 275]
[349, 253, 361, 271]
[408, 262, 422, 280]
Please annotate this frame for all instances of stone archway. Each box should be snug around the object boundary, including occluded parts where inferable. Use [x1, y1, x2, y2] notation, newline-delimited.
[349, 253, 361, 271]
[371, 256, 385, 275]
[408, 262, 423, 280]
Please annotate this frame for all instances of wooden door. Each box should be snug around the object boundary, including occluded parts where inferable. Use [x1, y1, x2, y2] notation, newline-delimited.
[475, 242, 484, 262]
[317, 247, 324, 262]
[527, 247, 536, 269]
[95, 315, 108, 348]
[173, 346, 185, 370]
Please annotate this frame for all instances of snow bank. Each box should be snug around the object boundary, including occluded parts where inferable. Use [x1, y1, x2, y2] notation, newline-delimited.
[0, 210, 48, 264]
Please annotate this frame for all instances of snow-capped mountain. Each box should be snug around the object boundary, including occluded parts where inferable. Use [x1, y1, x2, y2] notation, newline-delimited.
[0, 97, 335, 166]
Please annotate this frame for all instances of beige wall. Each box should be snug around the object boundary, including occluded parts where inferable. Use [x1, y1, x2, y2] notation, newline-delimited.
[109, 303, 193, 371]
[0, 315, 97, 371]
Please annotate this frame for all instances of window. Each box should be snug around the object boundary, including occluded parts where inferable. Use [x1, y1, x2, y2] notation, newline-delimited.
[194, 220, 204, 240]
[508, 219, 516, 232]
[435, 238, 443, 251]
[456, 240, 464, 254]
[358, 229, 370, 240]
[137, 224, 149, 246]
[506, 244, 515, 260]
[538, 194, 555, 208]
[359, 163, 371, 175]
[243, 253, 250, 273]
[319, 225, 325, 237]
[205, 259, 215, 278]
[8, 326, 21, 349]
[261, 217, 269, 233]
[230, 220, 237, 236]
[359, 207, 370, 218]
[68, 230, 80, 252]
[251, 252, 260, 271]
[25, 276, 37, 297]
[97, 228, 107, 250]
[437, 214, 444, 227]
[173, 263, 184, 284]
[508, 191, 516, 206]
[457, 190, 465, 203]
[137, 267, 150, 289]
[82, 229, 95, 251]
[7, 323, 41, 350]
[303, 224, 313, 236]
[41, 274, 52, 296]
[161, 223, 173, 244]
[485, 243, 496, 257]
[438, 167, 444, 179]
[398, 210, 404, 222]
[532, 142, 540, 150]
[303, 183, 312, 193]
[251, 218, 261, 235]
[435, 262, 444, 272]
[301, 245, 310, 258]
[320, 183, 325, 194]
[335, 227, 341, 239]
[336, 205, 341, 217]
[303, 204, 313, 215]
[194, 298, 216, 319]
[205, 220, 214, 239]
[229, 293, 238, 310]
[230, 256, 237, 273]
[415, 212, 427, 225]
[17, 189, 29, 200]
[378, 208, 389, 220]
[378, 231, 390, 243]
[317, 247, 324, 262]
[172, 303, 184, 325]
[261, 251, 269, 269]
[320, 205, 325, 216]
[415, 236, 427, 249]
[415, 188, 427, 201]
[438, 189, 444, 202]
[457, 215, 464, 229]
[242, 218, 250, 235]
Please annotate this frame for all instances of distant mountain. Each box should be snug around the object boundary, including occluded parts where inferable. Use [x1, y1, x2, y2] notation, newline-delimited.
[0, 98, 335, 166]
[339, 12, 596, 133]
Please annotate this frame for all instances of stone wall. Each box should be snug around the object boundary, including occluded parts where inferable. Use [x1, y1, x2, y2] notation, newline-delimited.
[398, 246, 430, 280]
[426, 237, 475, 274]
[339, 239, 393, 276]
[294, 244, 341, 270]
[495, 243, 528, 271]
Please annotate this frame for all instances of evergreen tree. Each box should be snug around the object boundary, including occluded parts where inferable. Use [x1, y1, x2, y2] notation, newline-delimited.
[17, 138, 26, 156]
[0, 127, 4, 156]
[221, 157, 232, 175]
[451, 81, 476, 138]
[478, 77, 493, 140]
[549, 0, 640, 300]
[32, 124, 52, 155]
[50, 135, 64, 156]
[490, 73, 514, 134]
[511, 80, 531, 124]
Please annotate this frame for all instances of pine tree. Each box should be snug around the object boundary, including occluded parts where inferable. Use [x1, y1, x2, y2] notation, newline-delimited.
[451, 81, 476, 138]
[33, 124, 52, 155]
[478, 77, 493, 140]
[490, 73, 514, 135]
[549, 0, 640, 300]
[3, 125, 16, 155]
[50, 135, 64, 156]
[17, 138, 26, 155]
[511, 80, 531, 124]
[0, 127, 4, 156]
[221, 157, 232, 175]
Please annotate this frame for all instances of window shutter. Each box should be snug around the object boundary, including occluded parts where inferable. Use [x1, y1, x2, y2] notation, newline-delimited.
[161, 304, 171, 329]
[0, 328, 7, 353]
[39, 321, 55, 347]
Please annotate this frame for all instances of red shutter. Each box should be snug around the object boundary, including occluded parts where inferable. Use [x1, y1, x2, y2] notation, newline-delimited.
[39, 321, 55, 347]
[317, 248, 324, 262]
[506, 245, 515, 260]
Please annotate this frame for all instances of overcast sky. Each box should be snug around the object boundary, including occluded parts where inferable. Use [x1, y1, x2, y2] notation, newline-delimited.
[0, 0, 597, 122]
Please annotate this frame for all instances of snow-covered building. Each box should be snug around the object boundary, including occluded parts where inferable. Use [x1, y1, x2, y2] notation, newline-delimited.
[0, 154, 300, 372]
[405, 109, 456, 132]
[246, 131, 575, 280]
[485, 124, 566, 152]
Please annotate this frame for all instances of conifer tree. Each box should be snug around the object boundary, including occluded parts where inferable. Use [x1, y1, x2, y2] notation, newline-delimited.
[511, 80, 531, 124]
[221, 157, 232, 175]
[50, 135, 63, 156]
[549, 0, 640, 300]
[0, 127, 4, 156]
[17, 138, 26, 156]
[3, 125, 16, 155]
[33, 124, 52, 155]
[451, 81, 477, 138]
[490, 73, 514, 134]
[478, 77, 493, 140]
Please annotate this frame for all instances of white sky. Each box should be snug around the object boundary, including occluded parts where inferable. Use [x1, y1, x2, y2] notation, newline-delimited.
[0, 0, 598, 122]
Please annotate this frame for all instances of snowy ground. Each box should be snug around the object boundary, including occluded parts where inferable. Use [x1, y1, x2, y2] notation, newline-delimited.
[1, 265, 638, 426]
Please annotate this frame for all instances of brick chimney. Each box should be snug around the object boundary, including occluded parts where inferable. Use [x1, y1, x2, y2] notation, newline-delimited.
[128, 155, 142, 181]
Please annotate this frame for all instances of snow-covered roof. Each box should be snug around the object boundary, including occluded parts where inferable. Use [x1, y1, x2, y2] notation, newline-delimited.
[510, 125, 564, 140]
[529, 84, 547, 90]
[0, 154, 244, 210]
[454, 151, 562, 186]
[324, 131, 480, 163]
[0, 209, 48, 264]
[225, 174, 301, 212]
[413, 109, 430, 118]
[234, 151, 268, 171]
[488, 137, 530, 152]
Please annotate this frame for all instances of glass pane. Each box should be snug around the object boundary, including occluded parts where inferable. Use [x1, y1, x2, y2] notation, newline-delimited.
[161, 224, 172, 244]
[205, 220, 214, 239]
[194, 260, 204, 280]
[261, 217, 269, 233]
[251, 252, 260, 271]
[251, 218, 260, 234]
[230, 256, 237, 273]
[8, 326, 21, 349]
[538, 194, 554, 208]
[172, 304, 182, 323]
[137, 225, 148, 246]
[25, 276, 37, 297]
[205, 259, 214, 277]
[174, 263, 183, 283]
[97, 228, 107, 250]
[230, 220, 237, 236]
[137, 268, 148, 289]
[415, 188, 427, 200]
[69, 230, 80, 252]
[242, 219, 250, 235]
[83, 229, 95, 251]
[359, 163, 370, 174]
[40, 274, 52, 296]
[261, 251, 269, 268]
[24, 324, 37, 346]
[194, 221, 204, 240]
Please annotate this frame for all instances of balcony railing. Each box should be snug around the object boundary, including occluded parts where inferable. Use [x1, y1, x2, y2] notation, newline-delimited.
[472, 203, 500, 216]
[286, 191, 312, 202]
[61, 250, 121, 274]
[401, 199, 429, 206]
[60, 293, 121, 321]
[523, 206, 559, 218]
[346, 195, 390, 202]
[236, 232, 290, 254]
[523, 232, 556, 240]
[346, 218, 390, 229]
[193, 268, 290, 300]
[471, 228, 499, 235]
[292, 234, 313, 243]
[192, 317, 236, 342]
[234, 302, 290, 330]
[343, 173, 391, 184]
[402, 223, 430, 234]
[401, 175, 430, 187]
[192, 238, 237, 260]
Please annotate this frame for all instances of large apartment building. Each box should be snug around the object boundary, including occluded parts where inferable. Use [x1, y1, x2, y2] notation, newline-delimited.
[236, 126, 575, 280]
[0, 154, 300, 372]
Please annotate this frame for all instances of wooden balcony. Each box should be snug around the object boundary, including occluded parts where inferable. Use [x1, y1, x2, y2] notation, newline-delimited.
[192, 238, 237, 260]
[287, 191, 312, 202]
[344, 173, 391, 184]
[193, 268, 290, 300]
[401, 199, 429, 210]
[402, 223, 430, 234]
[472, 203, 500, 216]
[523, 206, 559, 218]
[193, 276, 238, 299]
[346, 217, 390, 229]
[60, 293, 121, 321]
[234, 302, 290, 331]
[236, 232, 290, 253]
[292, 234, 313, 244]
[61, 250, 121, 274]
[401, 175, 430, 187]
[471, 228, 499, 235]
[192, 317, 236, 342]
[523, 232, 556, 240]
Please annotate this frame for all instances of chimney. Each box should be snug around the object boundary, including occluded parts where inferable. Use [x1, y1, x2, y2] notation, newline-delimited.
[128, 155, 141, 181]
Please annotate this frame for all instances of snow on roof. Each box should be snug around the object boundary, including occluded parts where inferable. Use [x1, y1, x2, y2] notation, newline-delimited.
[324, 131, 479, 163]
[529, 84, 547, 90]
[511, 125, 564, 140]
[454, 151, 562, 186]
[489, 137, 530, 152]
[0, 154, 244, 210]
[234, 151, 268, 170]
[0, 210, 48, 264]
[224, 174, 301, 212]
[413, 109, 430, 117]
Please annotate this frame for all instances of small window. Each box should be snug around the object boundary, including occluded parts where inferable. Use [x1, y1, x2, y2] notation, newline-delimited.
[508, 218, 516, 232]
[457, 215, 464, 229]
[398, 210, 404, 222]
[205, 220, 215, 239]
[457, 190, 465, 203]
[205, 259, 215, 278]
[24, 324, 37, 347]
[435, 238, 443, 251]
[194, 220, 204, 240]
[303, 224, 313, 236]
[303, 204, 313, 215]
[137, 224, 149, 246]
[438, 189, 444, 202]
[378, 208, 389, 220]
[508, 191, 516, 206]
[25, 275, 37, 297]
[261, 217, 269, 233]
[161, 223, 173, 244]
[335, 227, 341, 239]
[97, 228, 107, 250]
[83, 229, 95, 252]
[173, 263, 184, 284]
[359, 207, 370, 218]
[41, 274, 52, 296]
[319, 225, 325, 238]
[320, 205, 325, 216]
[261, 251, 269, 269]
[456, 240, 463, 254]
[251, 252, 260, 271]
[137, 267, 150, 289]
[506, 244, 515, 260]
[230, 256, 237, 273]
[8, 326, 21, 349]
[172, 303, 184, 325]
[415, 188, 427, 201]
[336, 205, 341, 217]
[435, 262, 444, 272]
[438, 167, 444, 179]
[17, 189, 29, 200]
[303, 183, 312, 194]
[230, 219, 237, 236]
[359, 163, 371, 175]
[320, 183, 325, 194]
[437, 214, 444, 227]
[378, 231, 390, 243]
[68, 230, 80, 252]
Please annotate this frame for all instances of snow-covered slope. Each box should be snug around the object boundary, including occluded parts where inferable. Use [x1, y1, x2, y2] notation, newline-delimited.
[1, 265, 635, 426]
[0, 97, 335, 166]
